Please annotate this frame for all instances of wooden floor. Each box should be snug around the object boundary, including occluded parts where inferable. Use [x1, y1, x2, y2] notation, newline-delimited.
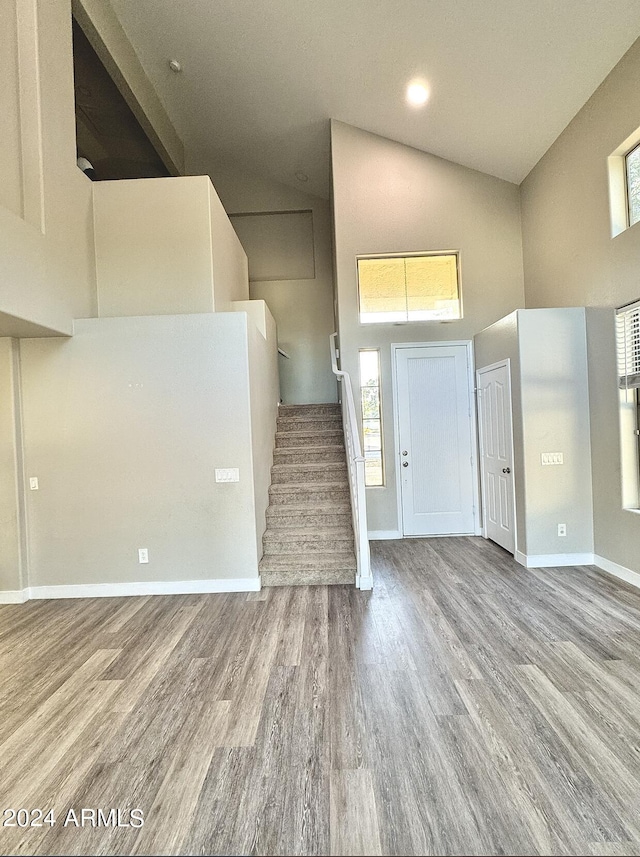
[2, 538, 640, 855]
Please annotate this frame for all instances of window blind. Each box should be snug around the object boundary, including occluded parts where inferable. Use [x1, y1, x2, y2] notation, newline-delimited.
[617, 300, 640, 393]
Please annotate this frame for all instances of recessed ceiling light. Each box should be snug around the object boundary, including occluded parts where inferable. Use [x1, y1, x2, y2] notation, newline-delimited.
[168, 59, 183, 73]
[295, 170, 309, 182]
[406, 81, 429, 107]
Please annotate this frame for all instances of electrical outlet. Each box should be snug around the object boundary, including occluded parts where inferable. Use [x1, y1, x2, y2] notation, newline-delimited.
[557, 524, 567, 537]
[138, 548, 149, 564]
[29, 477, 39, 490]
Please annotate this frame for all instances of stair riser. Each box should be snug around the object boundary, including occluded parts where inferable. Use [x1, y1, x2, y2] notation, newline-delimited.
[262, 569, 356, 587]
[273, 448, 346, 464]
[271, 466, 347, 485]
[277, 418, 342, 433]
[268, 488, 351, 505]
[263, 538, 354, 554]
[266, 512, 353, 529]
[278, 405, 341, 417]
[275, 431, 344, 448]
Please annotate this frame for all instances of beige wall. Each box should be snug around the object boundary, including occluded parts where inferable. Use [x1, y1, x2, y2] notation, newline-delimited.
[521, 37, 640, 573]
[20, 313, 275, 587]
[188, 155, 338, 405]
[0, 339, 27, 594]
[94, 176, 249, 317]
[0, 0, 97, 336]
[331, 121, 526, 534]
[244, 304, 280, 559]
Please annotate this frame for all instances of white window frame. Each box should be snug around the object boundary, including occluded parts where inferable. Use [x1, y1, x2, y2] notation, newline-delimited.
[616, 300, 640, 511]
[608, 128, 640, 238]
[356, 251, 462, 325]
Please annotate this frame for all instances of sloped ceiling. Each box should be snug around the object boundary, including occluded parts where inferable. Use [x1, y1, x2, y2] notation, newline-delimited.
[108, 0, 640, 198]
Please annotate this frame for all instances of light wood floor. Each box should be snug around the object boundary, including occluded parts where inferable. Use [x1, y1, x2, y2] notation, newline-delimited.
[2, 538, 640, 855]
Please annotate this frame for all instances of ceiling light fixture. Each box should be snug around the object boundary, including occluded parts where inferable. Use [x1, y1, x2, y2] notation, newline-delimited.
[406, 81, 429, 107]
[168, 59, 183, 73]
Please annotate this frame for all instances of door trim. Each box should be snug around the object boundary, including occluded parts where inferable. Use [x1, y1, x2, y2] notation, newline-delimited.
[476, 358, 518, 554]
[391, 340, 481, 538]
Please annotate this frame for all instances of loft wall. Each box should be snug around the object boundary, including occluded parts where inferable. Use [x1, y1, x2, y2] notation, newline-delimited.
[188, 155, 338, 405]
[331, 121, 525, 535]
[520, 37, 640, 575]
[19, 312, 276, 590]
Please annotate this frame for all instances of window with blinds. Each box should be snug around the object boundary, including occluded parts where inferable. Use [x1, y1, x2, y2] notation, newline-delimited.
[616, 299, 640, 510]
[617, 301, 640, 395]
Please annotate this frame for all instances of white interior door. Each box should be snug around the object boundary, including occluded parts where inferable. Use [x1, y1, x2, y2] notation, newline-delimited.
[395, 344, 476, 536]
[477, 361, 516, 554]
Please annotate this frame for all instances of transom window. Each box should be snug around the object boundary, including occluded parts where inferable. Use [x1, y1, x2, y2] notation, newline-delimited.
[626, 143, 640, 228]
[357, 253, 461, 324]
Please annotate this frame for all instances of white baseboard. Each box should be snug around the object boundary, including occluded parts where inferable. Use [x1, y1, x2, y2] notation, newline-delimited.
[594, 554, 640, 591]
[515, 550, 595, 569]
[356, 576, 373, 590]
[0, 577, 261, 603]
[368, 530, 402, 540]
[0, 590, 28, 604]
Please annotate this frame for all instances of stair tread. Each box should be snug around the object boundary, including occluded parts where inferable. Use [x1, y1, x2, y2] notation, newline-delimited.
[269, 481, 348, 492]
[259, 552, 357, 570]
[264, 527, 353, 539]
[272, 461, 346, 471]
[274, 443, 344, 454]
[266, 503, 351, 513]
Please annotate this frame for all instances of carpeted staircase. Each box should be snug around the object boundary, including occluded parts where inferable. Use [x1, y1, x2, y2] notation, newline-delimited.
[259, 403, 357, 586]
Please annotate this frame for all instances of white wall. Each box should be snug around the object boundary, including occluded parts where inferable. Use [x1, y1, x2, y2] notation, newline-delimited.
[331, 121, 526, 534]
[188, 154, 338, 405]
[475, 309, 594, 561]
[0, 0, 97, 336]
[94, 176, 249, 317]
[19, 313, 273, 589]
[0, 339, 26, 594]
[521, 37, 640, 574]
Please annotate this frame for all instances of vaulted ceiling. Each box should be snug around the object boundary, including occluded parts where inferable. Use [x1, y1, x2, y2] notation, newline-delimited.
[108, 0, 640, 198]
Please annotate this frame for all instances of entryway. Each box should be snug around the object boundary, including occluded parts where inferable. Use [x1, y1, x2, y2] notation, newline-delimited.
[393, 342, 477, 537]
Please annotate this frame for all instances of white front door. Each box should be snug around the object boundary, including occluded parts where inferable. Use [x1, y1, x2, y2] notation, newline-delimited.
[477, 361, 516, 554]
[395, 344, 476, 536]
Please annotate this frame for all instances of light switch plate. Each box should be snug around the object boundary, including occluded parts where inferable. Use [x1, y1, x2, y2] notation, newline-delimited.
[541, 452, 564, 466]
[29, 477, 39, 490]
[215, 468, 240, 483]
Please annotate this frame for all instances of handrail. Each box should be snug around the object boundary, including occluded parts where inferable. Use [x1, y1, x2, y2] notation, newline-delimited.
[330, 333, 372, 590]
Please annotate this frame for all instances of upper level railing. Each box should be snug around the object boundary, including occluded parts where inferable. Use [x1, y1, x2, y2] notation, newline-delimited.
[330, 333, 372, 589]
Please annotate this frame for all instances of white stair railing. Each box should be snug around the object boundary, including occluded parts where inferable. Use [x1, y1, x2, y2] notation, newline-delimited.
[330, 333, 372, 590]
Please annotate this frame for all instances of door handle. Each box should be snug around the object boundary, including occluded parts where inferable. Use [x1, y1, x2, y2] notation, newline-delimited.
[502, 467, 511, 474]
[402, 461, 409, 467]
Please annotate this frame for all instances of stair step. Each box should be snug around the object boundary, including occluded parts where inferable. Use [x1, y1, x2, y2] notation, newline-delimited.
[260, 552, 357, 587]
[275, 429, 344, 448]
[268, 483, 351, 505]
[263, 527, 353, 554]
[278, 403, 340, 417]
[273, 445, 346, 465]
[270, 461, 347, 485]
[266, 505, 352, 528]
[277, 416, 342, 433]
